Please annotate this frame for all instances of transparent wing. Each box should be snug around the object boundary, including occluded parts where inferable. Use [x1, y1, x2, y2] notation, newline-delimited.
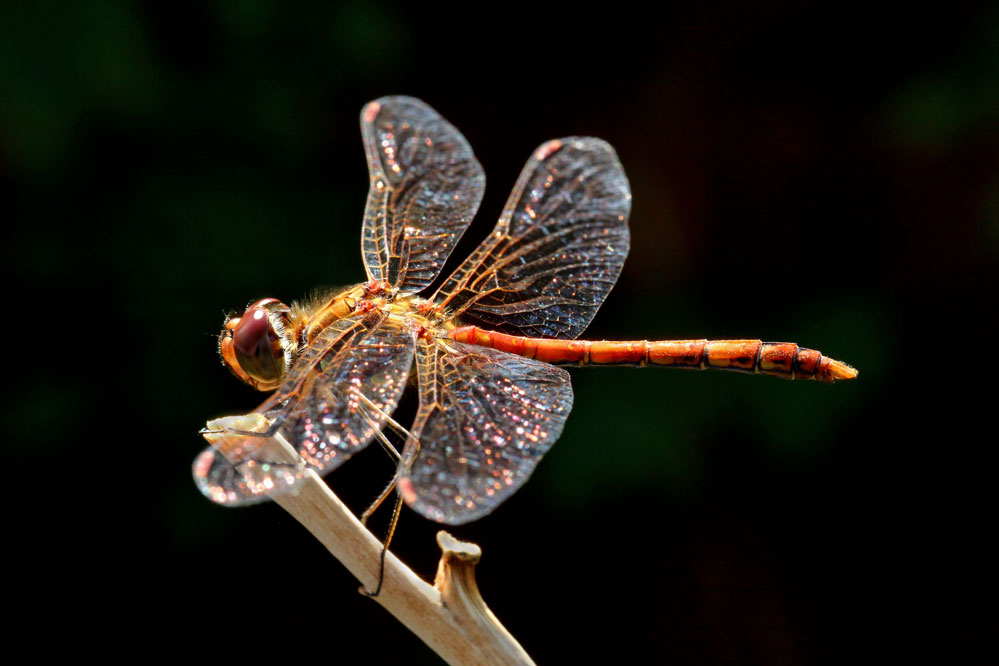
[432, 137, 631, 339]
[194, 312, 416, 506]
[398, 338, 573, 525]
[360, 96, 485, 293]
[193, 413, 309, 507]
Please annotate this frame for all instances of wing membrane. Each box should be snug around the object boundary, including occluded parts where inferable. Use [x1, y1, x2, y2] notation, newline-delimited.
[398, 338, 573, 524]
[194, 313, 416, 506]
[432, 137, 631, 338]
[360, 96, 485, 293]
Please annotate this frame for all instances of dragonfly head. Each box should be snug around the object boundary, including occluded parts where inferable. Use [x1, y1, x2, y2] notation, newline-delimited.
[219, 298, 295, 391]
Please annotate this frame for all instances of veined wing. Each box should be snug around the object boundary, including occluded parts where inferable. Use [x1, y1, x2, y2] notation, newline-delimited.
[398, 337, 573, 525]
[360, 96, 485, 293]
[194, 312, 416, 506]
[432, 137, 631, 339]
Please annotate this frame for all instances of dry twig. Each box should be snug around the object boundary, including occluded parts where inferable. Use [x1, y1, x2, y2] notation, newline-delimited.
[203, 422, 534, 665]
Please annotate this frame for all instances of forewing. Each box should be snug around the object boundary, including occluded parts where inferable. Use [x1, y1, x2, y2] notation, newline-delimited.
[360, 96, 485, 293]
[398, 338, 573, 525]
[194, 313, 416, 506]
[432, 137, 631, 338]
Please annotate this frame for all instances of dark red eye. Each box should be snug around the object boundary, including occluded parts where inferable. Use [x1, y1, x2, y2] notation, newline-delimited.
[227, 299, 287, 386]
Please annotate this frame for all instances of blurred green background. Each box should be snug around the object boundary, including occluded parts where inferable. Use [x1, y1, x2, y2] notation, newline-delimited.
[2, 1, 995, 663]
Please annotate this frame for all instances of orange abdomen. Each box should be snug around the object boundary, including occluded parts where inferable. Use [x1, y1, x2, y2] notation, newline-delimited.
[447, 326, 857, 382]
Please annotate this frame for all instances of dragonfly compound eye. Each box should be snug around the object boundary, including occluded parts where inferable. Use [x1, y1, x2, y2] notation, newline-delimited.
[220, 298, 292, 390]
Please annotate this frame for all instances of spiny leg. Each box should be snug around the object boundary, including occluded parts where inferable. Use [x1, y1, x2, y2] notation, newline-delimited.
[362, 488, 403, 598]
[354, 389, 417, 459]
[361, 476, 398, 526]
[353, 388, 417, 596]
[353, 388, 422, 523]
[357, 401, 402, 462]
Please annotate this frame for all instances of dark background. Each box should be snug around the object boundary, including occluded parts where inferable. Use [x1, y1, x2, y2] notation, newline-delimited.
[2, 2, 995, 663]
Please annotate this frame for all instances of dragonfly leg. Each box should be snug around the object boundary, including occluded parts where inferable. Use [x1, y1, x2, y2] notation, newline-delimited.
[359, 406, 402, 462]
[356, 389, 425, 468]
[354, 389, 418, 460]
[362, 476, 398, 525]
[362, 488, 403, 598]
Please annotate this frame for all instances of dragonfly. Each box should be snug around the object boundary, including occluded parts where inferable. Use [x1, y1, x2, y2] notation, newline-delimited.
[193, 96, 857, 527]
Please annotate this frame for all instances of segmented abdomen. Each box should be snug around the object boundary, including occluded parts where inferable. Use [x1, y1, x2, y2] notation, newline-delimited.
[447, 326, 857, 382]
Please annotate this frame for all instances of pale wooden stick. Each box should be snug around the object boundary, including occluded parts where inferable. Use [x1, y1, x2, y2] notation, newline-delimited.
[203, 420, 534, 665]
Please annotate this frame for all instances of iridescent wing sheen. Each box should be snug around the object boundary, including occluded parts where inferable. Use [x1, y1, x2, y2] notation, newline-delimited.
[193, 312, 416, 506]
[432, 137, 631, 339]
[398, 337, 573, 525]
[360, 96, 486, 294]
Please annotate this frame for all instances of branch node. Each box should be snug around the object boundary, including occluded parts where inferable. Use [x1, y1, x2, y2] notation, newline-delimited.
[435, 531, 483, 605]
[435, 531, 535, 665]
